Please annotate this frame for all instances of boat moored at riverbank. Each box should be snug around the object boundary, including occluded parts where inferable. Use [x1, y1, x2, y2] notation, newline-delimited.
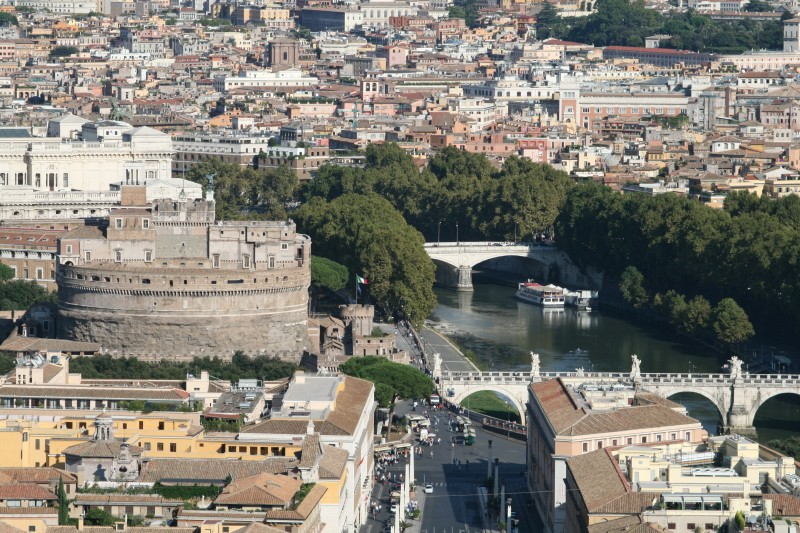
[516, 281, 566, 307]
[565, 289, 599, 310]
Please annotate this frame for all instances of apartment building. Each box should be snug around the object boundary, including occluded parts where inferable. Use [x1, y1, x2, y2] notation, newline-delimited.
[527, 378, 706, 533]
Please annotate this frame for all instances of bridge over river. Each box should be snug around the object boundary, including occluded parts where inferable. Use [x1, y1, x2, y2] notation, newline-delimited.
[423, 242, 600, 291]
[435, 354, 795, 434]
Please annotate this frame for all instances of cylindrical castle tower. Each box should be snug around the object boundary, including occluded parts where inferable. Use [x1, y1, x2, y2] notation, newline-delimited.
[56, 195, 311, 360]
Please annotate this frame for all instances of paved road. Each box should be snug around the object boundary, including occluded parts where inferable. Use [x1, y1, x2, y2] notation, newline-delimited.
[418, 326, 478, 373]
[361, 403, 541, 533]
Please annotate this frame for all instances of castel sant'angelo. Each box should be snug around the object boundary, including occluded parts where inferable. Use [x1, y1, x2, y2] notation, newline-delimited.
[55, 185, 311, 359]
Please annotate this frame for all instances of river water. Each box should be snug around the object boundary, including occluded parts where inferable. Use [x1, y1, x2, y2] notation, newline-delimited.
[430, 283, 800, 443]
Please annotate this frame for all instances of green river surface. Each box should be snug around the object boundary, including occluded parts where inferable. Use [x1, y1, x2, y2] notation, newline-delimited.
[430, 283, 800, 443]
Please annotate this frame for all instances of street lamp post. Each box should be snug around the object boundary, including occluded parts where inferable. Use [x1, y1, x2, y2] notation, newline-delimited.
[504, 401, 511, 439]
[437, 220, 442, 246]
[456, 222, 459, 245]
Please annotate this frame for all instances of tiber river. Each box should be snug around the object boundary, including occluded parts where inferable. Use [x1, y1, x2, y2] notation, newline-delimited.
[430, 282, 800, 443]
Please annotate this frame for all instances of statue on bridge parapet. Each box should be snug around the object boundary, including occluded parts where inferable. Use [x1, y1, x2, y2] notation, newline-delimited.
[576, 367, 585, 377]
[728, 355, 743, 381]
[530, 352, 540, 379]
[631, 354, 642, 382]
[432, 352, 442, 381]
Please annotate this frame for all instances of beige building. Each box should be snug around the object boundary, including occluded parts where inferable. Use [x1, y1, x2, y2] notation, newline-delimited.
[527, 378, 706, 533]
[565, 434, 798, 533]
[0, 122, 173, 194]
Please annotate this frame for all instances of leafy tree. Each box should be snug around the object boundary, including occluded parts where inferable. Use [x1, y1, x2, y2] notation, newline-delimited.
[0, 264, 13, 281]
[681, 295, 712, 336]
[310, 256, 348, 291]
[295, 194, 436, 326]
[0, 351, 14, 374]
[0, 277, 57, 310]
[536, 2, 567, 39]
[745, 0, 772, 11]
[339, 356, 434, 407]
[186, 159, 298, 220]
[84, 509, 117, 526]
[711, 298, 754, 347]
[57, 478, 69, 525]
[50, 46, 79, 58]
[619, 266, 648, 309]
[448, 5, 466, 19]
[0, 12, 18, 26]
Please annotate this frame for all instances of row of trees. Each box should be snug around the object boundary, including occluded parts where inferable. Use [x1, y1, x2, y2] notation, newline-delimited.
[556, 183, 800, 339]
[620, 266, 755, 347]
[303, 144, 574, 244]
[69, 353, 296, 382]
[536, 0, 784, 53]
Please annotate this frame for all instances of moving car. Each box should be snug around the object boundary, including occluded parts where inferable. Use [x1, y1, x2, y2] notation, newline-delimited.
[424, 484, 434, 494]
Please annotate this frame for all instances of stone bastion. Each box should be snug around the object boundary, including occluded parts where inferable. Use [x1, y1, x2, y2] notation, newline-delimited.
[56, 260, 310, 360]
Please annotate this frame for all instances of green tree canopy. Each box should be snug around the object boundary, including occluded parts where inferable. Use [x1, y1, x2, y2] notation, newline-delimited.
[187, 159, 298, 220]
[0, 264, 13, 281]
[711, 298, 755, 346]
[50, 46, 79, 58]
[295, 193, 436, 326]
[310, 256, 348, 291]
[619, 266, 648, 309]
[84, 509, 117, 526]
[0, 12, 18, 26]
[339, 356, 434, 407]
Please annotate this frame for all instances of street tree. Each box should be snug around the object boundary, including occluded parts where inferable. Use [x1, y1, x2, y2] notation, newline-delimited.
[711, 298, 755, 347]
[619, 266, 648, 309]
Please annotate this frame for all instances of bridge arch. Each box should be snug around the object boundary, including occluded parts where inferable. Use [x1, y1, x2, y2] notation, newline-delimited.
[750, 390, 800, 430]
[665, 390, 726, 429]
[450, 385, 527, 422]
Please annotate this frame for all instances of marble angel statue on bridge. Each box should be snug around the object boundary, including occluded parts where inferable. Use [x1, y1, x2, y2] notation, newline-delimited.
[530, 352, 540, 378]
[728, 355, 743, 380]
[631, 354, 642, 381]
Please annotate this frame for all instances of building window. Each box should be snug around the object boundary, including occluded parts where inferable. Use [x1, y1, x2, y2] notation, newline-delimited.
[212, 254, 220, 268]
[656, 434, 662, 442]
[114, 250, 122, 262]
[170, 443, 177, 452]
[145, 250, 153, 263]
[627, 437, 633, 444]
[641, 436, 647, 443]
[144, 442, 151, 451]
[158, 421, 165, 430]
[35, 268, 43, 280]
[242, 254, 251, 269]
[35, 439, 40, 450]
[687, 524, 695, 531]
[115, 218, 123, 229]
[281, 243, 288, 250]
[63, 173, 68, 187]
[139, 421, 144, 430]
[268, 256, 275, 269]
[667, 524, 676, 530]
[612, 439, 617, 446]
[686, 432, 691, 441]
[671, 433, 677, 440]
[142, 219, 150, 229]
[156, 443, 164, 451]
[582, 442, 588, 452]
[66, 245, 72, 254]
[84, 251, 91, 262]
[597, 441, 603, 449]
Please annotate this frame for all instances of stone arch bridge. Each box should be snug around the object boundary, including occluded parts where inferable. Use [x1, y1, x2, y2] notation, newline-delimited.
[437, 364, 800, 433]
[424, 242, 599, 291]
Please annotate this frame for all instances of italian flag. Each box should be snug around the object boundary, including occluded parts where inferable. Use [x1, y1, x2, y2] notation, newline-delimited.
[356, 275, 369, 285]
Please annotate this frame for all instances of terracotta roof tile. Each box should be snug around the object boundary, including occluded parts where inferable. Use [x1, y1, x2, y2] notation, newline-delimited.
[318, 446, 348, 479]
[63, 440, 142, 459]
[214, 473, 301, 507]
[0, 483, 57, 500]
[566, 405, 698, 437]
[138, 458, 296, 484]
[567, 448, 629, 512]
[764, 494, 800, 517]
[0, 468, 76, 484]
